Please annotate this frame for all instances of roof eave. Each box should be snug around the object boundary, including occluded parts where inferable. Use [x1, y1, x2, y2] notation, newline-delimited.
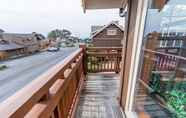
[82, 0, 127, 13]
[90, 21, 124, 38]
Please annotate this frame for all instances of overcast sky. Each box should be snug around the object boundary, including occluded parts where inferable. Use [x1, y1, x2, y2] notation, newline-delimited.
[0, 0, 124, 38]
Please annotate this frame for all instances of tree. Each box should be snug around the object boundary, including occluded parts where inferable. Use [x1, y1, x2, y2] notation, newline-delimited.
[61, 29, 71, 39]
[47, 29, 71, 39]
[47, 29, 61, 39]
[84, 38, 91, 43]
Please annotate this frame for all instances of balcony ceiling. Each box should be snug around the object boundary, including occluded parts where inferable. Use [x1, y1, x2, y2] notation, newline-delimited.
[82, 0, 127, 12]
[82, 0, 169, 12]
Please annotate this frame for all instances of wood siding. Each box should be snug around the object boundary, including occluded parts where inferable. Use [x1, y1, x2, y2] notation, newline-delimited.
[92, 24, 124, 47]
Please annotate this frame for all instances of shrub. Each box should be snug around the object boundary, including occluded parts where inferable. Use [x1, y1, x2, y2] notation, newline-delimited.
[0, 65, 7, 70]
[165, 90, 186, 118]
[149, 72, 186, 117]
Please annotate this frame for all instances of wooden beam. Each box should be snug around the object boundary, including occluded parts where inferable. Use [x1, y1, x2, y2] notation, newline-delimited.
[153, 0, 169, 10]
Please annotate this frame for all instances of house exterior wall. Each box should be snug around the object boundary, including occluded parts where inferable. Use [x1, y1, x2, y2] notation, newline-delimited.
[39, 40, 49, 50]
[92, 24, 124, 47]
[0, 48, 26, 60]
[0, 51, 8, 60]
[2, 33, 47, 53]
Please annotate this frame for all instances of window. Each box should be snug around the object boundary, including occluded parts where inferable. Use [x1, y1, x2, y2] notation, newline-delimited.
[159, 40, 167, 47]
[107, 29, 117, 35]
[167, 40, 174, 47]
[175, 40, 183, 47]
[160, 40, 183, 48]
[131, 0, 186, 118]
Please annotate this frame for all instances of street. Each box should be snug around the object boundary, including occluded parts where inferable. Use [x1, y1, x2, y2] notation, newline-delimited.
[0, 48, 77, 103]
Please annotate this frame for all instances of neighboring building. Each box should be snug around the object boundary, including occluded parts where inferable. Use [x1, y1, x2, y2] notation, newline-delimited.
[32, 32, 49, 50]
[50, 36, 80, 48]
[157, 32, 186, 55]
[0, 32, 49, 60]
[0, 39, 26, 60]
[2, 32, 48, 53]
[90, 21, 124, 47]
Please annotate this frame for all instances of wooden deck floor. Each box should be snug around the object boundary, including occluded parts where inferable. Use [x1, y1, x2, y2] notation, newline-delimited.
[75, 73, 123, 118]
[135, 85, 172, 118]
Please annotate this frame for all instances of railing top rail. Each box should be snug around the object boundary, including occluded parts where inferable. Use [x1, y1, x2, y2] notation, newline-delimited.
[0, 48, 83, 117]
[87, 52, 121, 56]
[144, 48, 186, 61]
[86, 47, 122, 50]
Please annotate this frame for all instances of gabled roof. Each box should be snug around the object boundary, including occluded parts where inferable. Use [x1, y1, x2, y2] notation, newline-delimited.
[91, 25, 104, 33]
[91, 21, 124, 38]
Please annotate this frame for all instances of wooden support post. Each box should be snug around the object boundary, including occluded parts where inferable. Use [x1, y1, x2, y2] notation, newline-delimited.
[79, 44, 87, 75]
[141, 32, 159, 83]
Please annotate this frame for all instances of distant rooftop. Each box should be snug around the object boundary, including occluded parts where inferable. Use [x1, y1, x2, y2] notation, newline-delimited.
[91, 21, 123, 34]
[0, 40, 25, 51]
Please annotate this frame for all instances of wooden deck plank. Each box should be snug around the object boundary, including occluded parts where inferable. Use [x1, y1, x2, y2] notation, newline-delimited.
[135, 85, 172, 118]
[75, 73, 123, 118]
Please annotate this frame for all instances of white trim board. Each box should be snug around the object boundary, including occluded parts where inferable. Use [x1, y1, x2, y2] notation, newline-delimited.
[125, 0, 149, 113]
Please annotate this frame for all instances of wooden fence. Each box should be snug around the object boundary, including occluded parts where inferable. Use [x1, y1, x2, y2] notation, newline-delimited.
[85, 47, 122, 73]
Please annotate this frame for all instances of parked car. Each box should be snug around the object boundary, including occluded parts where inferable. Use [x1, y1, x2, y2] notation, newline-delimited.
[47, 47, 60, 52]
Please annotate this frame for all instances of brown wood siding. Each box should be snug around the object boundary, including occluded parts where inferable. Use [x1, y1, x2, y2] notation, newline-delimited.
[92, 24, 124, 47]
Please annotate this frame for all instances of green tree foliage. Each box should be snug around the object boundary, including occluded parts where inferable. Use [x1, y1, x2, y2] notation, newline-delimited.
[165, 90, 186, 118]
[47, 29, 71, 39]
[149, 72, 186, 118]
[83, 38, 91, 43]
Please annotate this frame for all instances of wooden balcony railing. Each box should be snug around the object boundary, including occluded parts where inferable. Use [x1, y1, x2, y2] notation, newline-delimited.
[85, 47, 122, 73]
[144, 49, 177, 71]
[141, 48, 186, 84]
[0, 48, 85, 118]
[0, 46, 123, 118]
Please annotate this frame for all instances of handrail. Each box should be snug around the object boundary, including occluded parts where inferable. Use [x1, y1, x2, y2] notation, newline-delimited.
[144, 48, 186, 61]
[0, 48, 84, 118]
[141, 48, 186, 84]
[87, 47, 123, 50]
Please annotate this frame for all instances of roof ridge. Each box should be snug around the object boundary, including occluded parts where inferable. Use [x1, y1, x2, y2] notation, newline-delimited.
[90, 21, 124, 38]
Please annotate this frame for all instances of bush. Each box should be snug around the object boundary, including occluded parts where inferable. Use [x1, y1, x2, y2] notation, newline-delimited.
[165, 90, 186, 118]
[0, 65, 7, 70]
[149, 72, 186, 117]
[149, 73, 161, 93]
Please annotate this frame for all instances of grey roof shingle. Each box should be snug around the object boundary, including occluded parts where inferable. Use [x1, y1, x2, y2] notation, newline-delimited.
[2, 33, 33, 41]
[0, 42, 24, 51]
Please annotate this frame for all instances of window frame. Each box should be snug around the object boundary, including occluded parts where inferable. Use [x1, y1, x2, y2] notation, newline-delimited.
[120, 0, 149, 117]
[122, 0, 186, 118]
[106, 28, 118, 35]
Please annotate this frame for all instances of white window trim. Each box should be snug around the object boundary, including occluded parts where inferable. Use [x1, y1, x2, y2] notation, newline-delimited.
[124, 0, 149, 113]
[173, 40, 176, 47]
[107, 29, 117, 35]
[180, 40, 183, 47]
[165, 40, 168, 47]
[160, 40, 163, 47]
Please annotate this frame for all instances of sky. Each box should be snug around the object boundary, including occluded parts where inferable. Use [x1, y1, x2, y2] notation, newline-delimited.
[0, 0, 124, 38]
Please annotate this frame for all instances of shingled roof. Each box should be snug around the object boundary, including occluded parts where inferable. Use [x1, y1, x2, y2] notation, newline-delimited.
[90, 21, 124, 38]
[0, 41, 25, 51]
